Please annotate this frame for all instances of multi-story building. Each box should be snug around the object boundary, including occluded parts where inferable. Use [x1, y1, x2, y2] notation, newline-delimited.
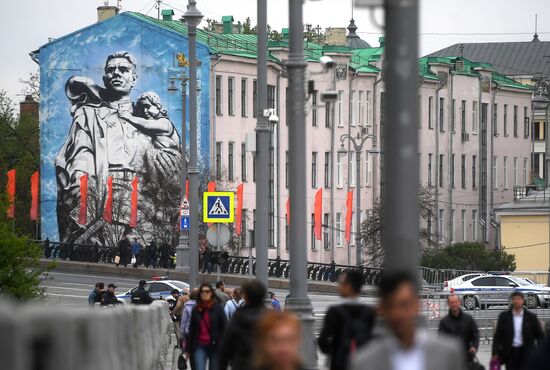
[34, 8, 533, 263]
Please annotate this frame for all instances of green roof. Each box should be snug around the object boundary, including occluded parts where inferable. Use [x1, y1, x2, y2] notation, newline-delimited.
[161, 9, 174, 16]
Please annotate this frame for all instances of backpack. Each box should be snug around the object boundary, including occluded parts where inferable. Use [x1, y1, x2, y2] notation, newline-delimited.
[336, 305, 373, 359]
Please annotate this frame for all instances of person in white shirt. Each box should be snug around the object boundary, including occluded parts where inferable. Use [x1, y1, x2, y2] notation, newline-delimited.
[351, 272, 464, 370]
[224, 288, 243, 319]
[493, 291, 544, 370]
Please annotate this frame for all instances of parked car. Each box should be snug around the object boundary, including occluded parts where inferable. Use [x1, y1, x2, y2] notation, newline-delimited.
[454, 274, 550, 310]
[443, 273, 485, 292]
[116, 279, 189, 304]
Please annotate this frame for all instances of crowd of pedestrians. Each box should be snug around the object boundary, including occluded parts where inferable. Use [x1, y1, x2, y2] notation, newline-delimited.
[114, 236, 174, 269]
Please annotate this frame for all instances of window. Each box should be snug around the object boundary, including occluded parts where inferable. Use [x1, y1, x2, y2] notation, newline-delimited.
[451, 154, 455, 188]
[241, 78, 247, 117]
[337, 153, 344, 187]
[337, 91, 344, 127]
[312, 90, 318, 126]
[149, 282, 171, 293]
[439, 97, 445, 132]
[365, 152, 372, 186]
[351, 90, 356, 126]
[350, 212, 356, 247]
[251, 210, 256, 248]
[335, 213, 342, 247]
[215, 76, 222, 116]
[253, 153, 256, 182]
[493, 156, 498, 189]
[439, 154, 444, 187]
[366, 90, 372, 126]
[513, 157, 518, 186]
[285, 151, 289, 188]
[311, 152, 317, 188]
[323, 213, 330, 250]
[285, 87, 289, 126]
[472, 277, 496, 287]
[418, 95, 422, 128]
[428, 153, 433, 186]
[285, 220, 289, 251]
[428, 96, 433, 129]
[493, 103, 498, 136]
[461, 100, 466, 133]
[252, 79, 257, 117]
[461, 155, 466, 189]
[241, 209, 247, 248]
[310, 214, 316, 250]
[228, 142, 234, 181]
[472, 210, 478, 240]
[427, 210, 432, 236]
[461, 209, 466, 241]
[267, 85, 275, 109]
[349, 151, 356, 187]
[523, 158, 529, 185]
[324, 152, 330, 188]
[503, 157, 508, 189]
[472, 155, 477, 189]
[451, 99, 456, 132]
[241, 143, 247, 182]
[450, 209, 455, 242]
[438, 209, 444, 242]
[513, 105, 518, 137]
[228, 77, 234, 116]
[216, 142, 222, 180]
[358, 91, 364, 126]
[524, 107, 529, 138]
[503, 104, 508, 136]
[534, 121, 545, 140]
[472, 101, 478, 133]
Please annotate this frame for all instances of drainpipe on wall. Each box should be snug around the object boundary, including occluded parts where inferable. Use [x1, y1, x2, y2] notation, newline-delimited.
[489, 83, 499, 246]
[476, 75, 482, 243]
[347, 70, 357, 266]
[434, 81, 444, 246]
[447, 70, 454, 246]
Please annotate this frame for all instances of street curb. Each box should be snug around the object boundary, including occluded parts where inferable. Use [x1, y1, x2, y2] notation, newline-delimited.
[40, 259, 380, 295]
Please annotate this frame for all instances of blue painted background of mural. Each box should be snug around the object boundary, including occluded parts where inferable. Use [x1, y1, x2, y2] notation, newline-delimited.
[38, 13, 211, 241]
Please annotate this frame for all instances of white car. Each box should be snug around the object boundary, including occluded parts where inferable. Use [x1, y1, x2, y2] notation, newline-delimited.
[116, 279, 189, 304]
[443, 273, 484, 292]
[454, 274, 550, 310]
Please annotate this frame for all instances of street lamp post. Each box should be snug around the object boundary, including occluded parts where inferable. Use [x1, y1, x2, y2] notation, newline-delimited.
[184, 0, 203, 289]
[285, 0, 317, 369]
[338, 132, 376, 266]
[169, 72, 189, 272]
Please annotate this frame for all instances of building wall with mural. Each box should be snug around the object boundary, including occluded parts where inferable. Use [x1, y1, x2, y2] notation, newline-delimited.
[36, 13, 211, 245]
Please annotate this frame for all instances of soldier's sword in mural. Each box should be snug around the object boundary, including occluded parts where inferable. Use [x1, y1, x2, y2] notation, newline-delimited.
[55, 51, 181, 244]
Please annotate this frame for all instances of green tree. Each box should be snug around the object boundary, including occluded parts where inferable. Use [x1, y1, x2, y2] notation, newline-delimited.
[0, 194, 47, 300]
[242, 17, 254, 34]
[421, 242, 516, 271]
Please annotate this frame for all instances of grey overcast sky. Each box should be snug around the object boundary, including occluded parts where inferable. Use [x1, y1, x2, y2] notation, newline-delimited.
[0, 0, 548, 103]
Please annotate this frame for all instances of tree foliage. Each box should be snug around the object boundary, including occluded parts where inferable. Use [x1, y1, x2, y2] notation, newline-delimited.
[19, 72, 40, 103]
[421, 242, 516, 272]
[0, 194, 47, 300]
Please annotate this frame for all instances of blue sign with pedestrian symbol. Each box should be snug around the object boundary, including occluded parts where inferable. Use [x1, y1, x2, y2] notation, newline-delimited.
[203, 192, 235, 223]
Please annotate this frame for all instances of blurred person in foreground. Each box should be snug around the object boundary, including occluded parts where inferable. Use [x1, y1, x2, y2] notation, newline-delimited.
[492, 291, 544, 370]
[252, 310, 303, 370]
[438, 294, 479, 364]
[524, 329, 550, 370]
[219, 280, 268, 370]
[185, 282, 226, 370]
[88, 282, 105, 305]
[352, 271, 465, 370]
[319, 269, 376, 370]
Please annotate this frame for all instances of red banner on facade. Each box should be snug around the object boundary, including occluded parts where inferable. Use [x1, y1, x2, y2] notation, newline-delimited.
[78, 174, 88, 225]
[129, 176, 138, 228]
[345, 190, 353, 244]
[103, 176, 113, 223]
[286, 198, 290, 225]
[6, 169, 15, 219]
[235, 183, 244, 235]
[207, 181, 216, 193]
[30, 171, 39, 221]
[314, 188, 323, 240]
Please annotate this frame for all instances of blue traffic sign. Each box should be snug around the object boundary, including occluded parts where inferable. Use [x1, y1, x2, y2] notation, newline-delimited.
[203, 192, 235, 223]
[180, 216, 190, 231]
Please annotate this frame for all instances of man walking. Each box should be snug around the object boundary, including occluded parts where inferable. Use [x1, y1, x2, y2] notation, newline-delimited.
[318, 270, 376, 370]
[351, 272, 464, 370]
[224, 288, 243, 320]
[493, 291, 544, 370]
[131, 280, 154, 305]
[439, 294, 479, 364]
[215, 280, 231, 306]
[131, 238, 141, 268]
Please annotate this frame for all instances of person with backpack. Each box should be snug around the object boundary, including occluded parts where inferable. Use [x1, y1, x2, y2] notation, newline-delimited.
[318, 269, 376, 370]
[224, 288, 243, 320]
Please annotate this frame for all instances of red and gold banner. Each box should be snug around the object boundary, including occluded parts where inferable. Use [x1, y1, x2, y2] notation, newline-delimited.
[78, 173, 88, 225]
[129, 176, 138, 228]
[103, 176, 113, 223]
[30, 171, 39, 221]
[235, 183, 244, 235]
[6, 169, 16, 219]
[345, 190, 353, 244]
[314, 188, 323, 240]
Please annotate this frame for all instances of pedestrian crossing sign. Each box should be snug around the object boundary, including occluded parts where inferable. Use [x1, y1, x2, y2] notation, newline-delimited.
[203, 192, 235, 223]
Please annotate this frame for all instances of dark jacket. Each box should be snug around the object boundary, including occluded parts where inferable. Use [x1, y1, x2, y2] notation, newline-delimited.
[185, 303, 226, 353]
[318, 303, 376, 370]
[131, 287, 154, 305]
[218, 305, 265, 370]
[438, 309, 479, 359]
[492, 308, 544, 363]
[101, 291, 121, 306]
[524, 331, 550, 370]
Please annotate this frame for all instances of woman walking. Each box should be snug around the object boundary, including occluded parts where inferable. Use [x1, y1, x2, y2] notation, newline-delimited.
[185, 283, 226, 370]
